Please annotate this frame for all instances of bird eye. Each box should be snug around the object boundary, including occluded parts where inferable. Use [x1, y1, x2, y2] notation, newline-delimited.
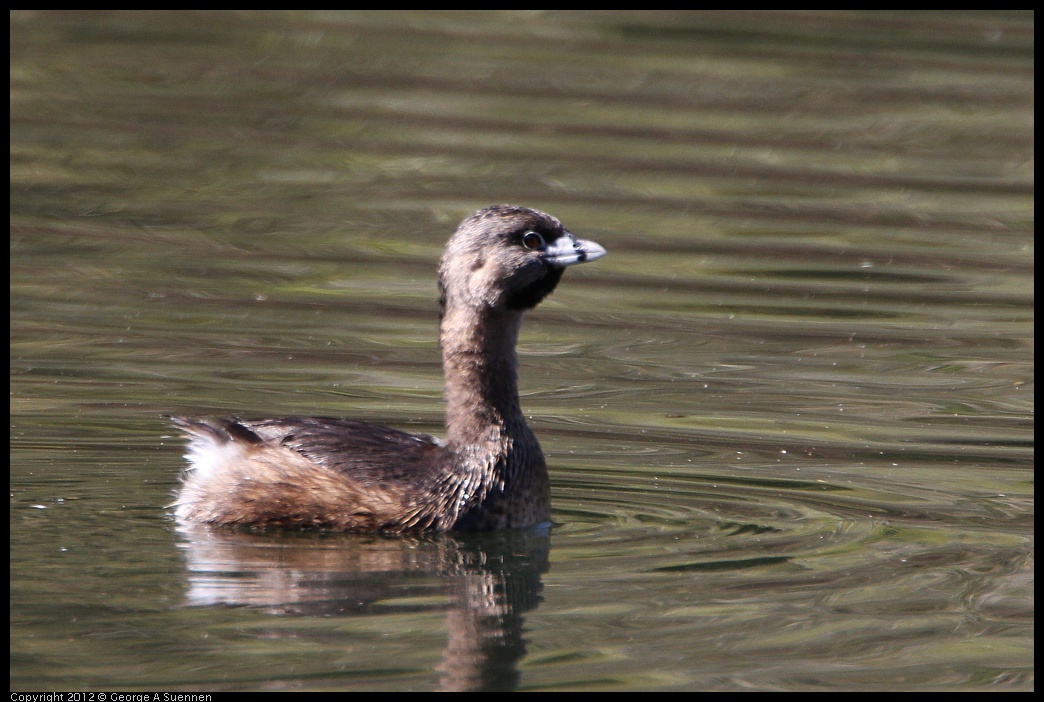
[521, 231, 545, 250]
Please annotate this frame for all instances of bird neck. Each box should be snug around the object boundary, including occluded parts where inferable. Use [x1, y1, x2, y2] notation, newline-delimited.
[440, 304, 532, 450]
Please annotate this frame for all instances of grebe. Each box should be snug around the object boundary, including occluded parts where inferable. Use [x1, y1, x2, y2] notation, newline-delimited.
[173, 205, 605, 532]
